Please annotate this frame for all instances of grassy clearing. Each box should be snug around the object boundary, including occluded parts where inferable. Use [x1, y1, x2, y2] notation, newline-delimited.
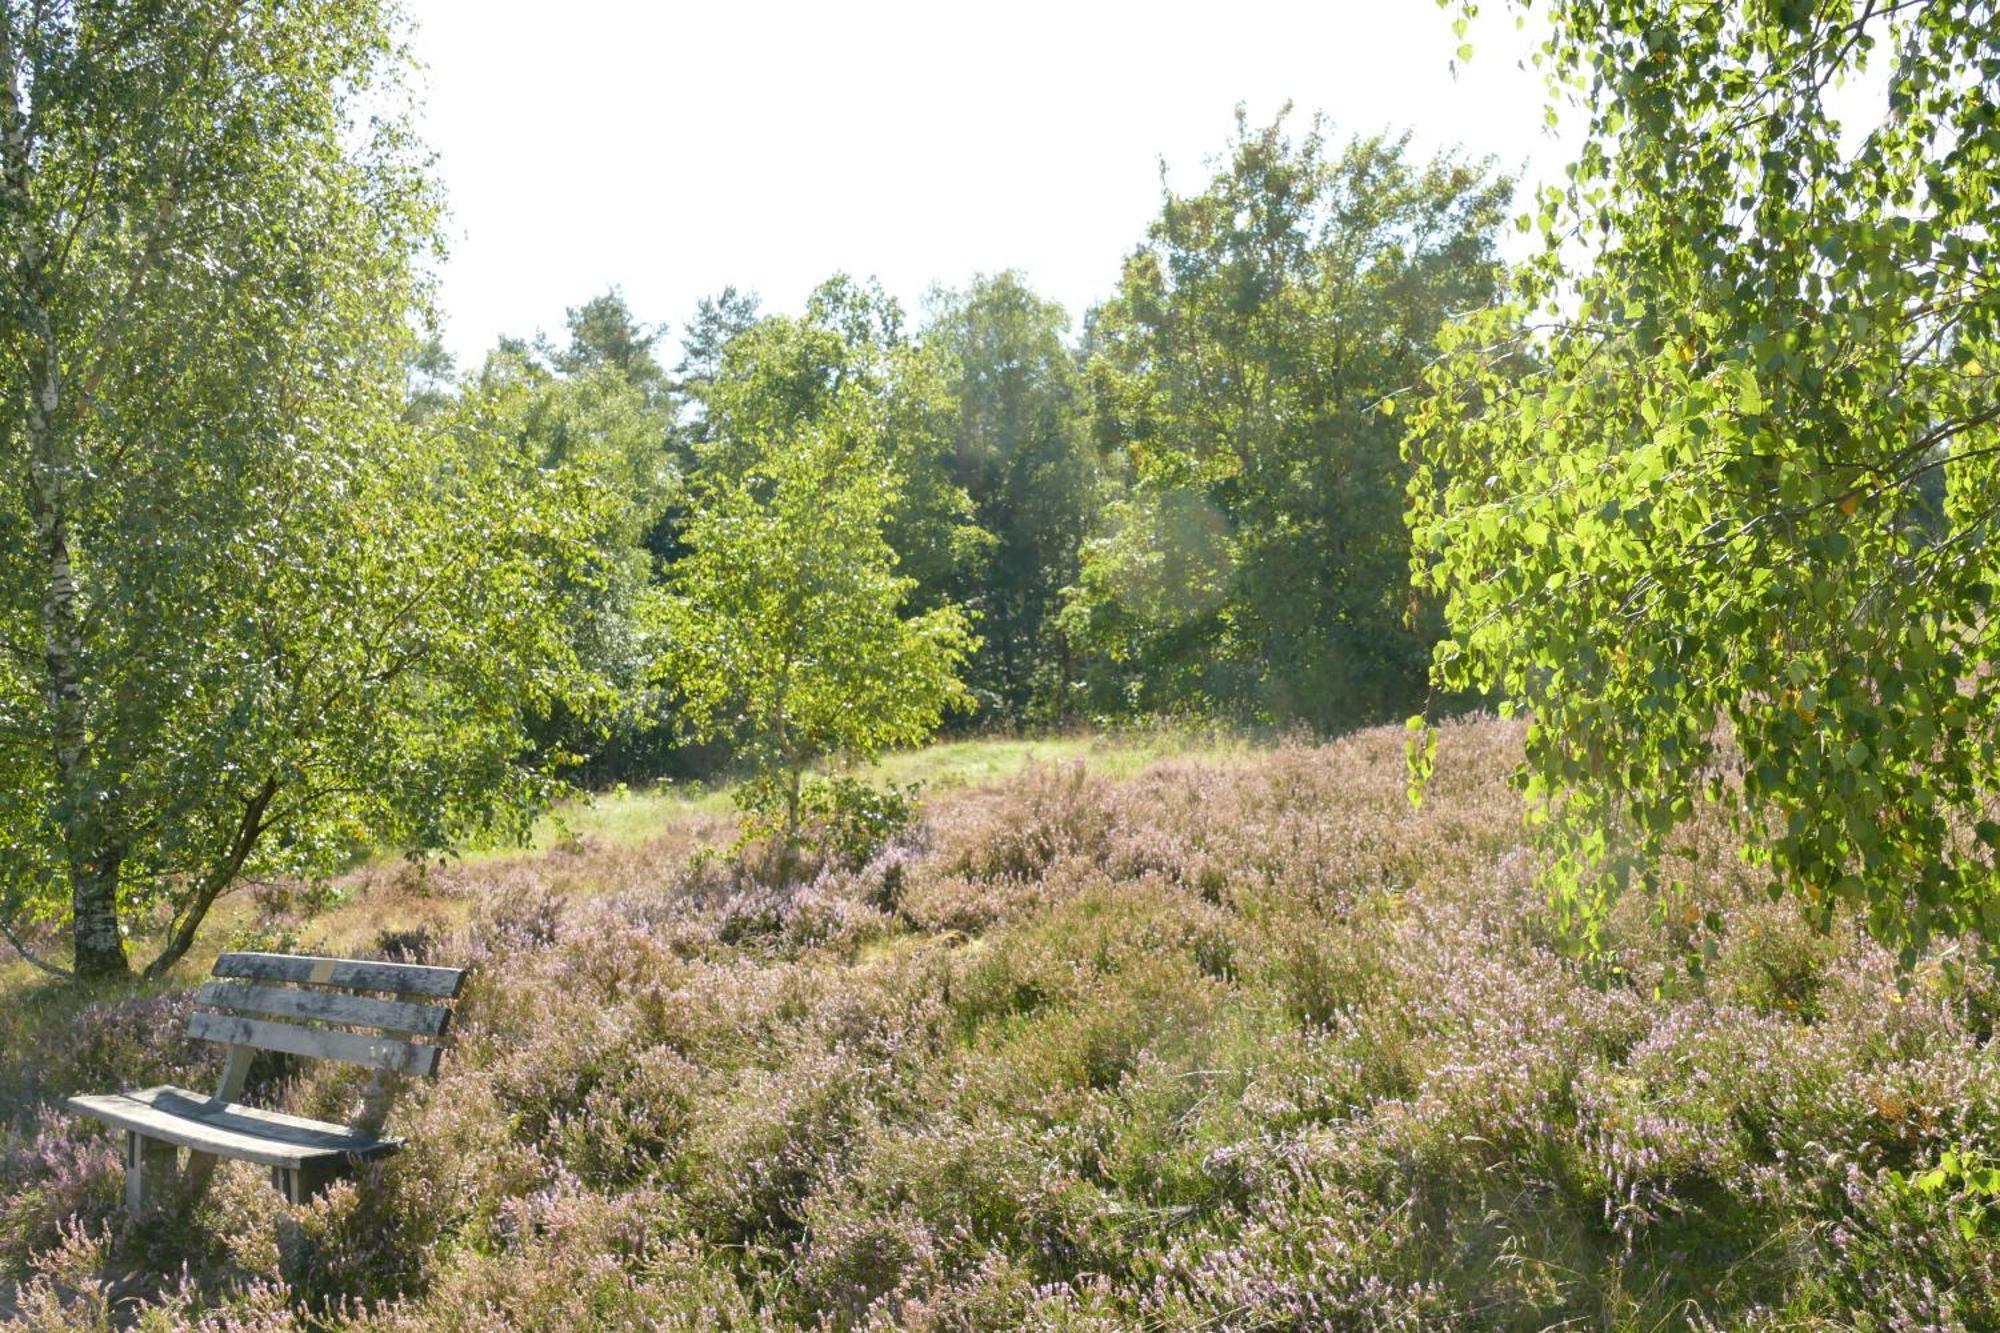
[485, 729, 1249, 860]
[4, 718, 1998, 1330]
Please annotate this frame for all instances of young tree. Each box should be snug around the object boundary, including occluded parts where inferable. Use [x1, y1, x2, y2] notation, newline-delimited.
[1081, 109, 1509, 729]
[648, 390, 977, 850]
[0, 2, 611, 978]
[1408, 2, 2000, 959]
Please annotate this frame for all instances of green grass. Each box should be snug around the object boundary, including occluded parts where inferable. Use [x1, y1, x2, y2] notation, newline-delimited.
[477, 728, 1250, 860]
[866, 729, 1250, 787]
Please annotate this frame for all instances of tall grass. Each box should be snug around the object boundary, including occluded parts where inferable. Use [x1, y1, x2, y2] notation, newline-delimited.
[4, 717, 1997, 1329]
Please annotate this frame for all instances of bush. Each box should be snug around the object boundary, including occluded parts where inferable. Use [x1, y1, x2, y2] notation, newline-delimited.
[733, 775, 921, 882]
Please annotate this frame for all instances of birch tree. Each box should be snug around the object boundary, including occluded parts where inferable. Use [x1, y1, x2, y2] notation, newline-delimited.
[1409, 0, 2000, 961]
[0, 0, 611, 979]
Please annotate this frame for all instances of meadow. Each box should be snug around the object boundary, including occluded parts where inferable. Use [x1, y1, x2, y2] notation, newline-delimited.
[3, 717, 1997, 1330]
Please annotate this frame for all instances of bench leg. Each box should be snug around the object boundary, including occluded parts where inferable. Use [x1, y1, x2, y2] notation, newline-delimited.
[179, 1044, 252, 1204]
[182, 1149, 222, 1199]
[270, 1159, 345, 1205]
[124, 1133, 179, 1218]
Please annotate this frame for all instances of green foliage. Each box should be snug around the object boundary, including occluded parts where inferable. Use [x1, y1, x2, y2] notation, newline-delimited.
[468, 296, 686, 784]
[550, 288, 674, 410]
[1891, 1148, 2000, 1243]
[738, 775, 920, 872]
[685, 275, 990, 614]
[1058, 486, 1236, 715]
[676, 285, 762, 401]
[1408, 0, 2000, 959]
[1078, 107, 1510, 729]
[648, 383, 978, 847]
[925, 273, 1098, 724]
[0, 1, 614, 978]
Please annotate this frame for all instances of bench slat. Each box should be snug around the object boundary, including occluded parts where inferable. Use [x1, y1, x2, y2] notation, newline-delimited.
[187, 1010, 442, 1076]
[67, 1086, 398, 1169]
[212, 952, 464, 998]
[196, 981, 451, 1039]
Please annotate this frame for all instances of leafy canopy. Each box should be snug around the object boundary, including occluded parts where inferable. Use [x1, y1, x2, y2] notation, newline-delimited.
[924, 272, 1098, 723]
[464, 321, 682, 783]
[686, 275, 990, 614]
[1408, 0, 2000, 961]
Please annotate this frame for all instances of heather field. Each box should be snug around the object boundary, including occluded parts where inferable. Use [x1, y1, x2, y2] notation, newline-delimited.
[4, 717, 1999, 1330]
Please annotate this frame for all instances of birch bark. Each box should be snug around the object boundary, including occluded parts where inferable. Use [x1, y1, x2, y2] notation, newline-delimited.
[3, 14, 128, 977]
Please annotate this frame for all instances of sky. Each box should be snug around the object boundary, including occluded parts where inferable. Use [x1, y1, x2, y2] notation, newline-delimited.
[408, 1, 1566, 369]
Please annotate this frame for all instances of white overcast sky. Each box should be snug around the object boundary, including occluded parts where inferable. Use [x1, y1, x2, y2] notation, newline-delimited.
[407, 1, 1564, 368]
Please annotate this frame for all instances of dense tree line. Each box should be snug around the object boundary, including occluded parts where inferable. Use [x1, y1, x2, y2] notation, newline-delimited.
[493, 113, 1512, 780]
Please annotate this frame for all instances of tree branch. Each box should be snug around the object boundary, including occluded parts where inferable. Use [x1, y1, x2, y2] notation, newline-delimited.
[142, 775, 278, 980]
[0, 910, 70, 978]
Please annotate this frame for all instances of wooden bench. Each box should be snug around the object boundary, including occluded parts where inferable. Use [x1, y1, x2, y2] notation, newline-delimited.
[67, 951, 465, 1216]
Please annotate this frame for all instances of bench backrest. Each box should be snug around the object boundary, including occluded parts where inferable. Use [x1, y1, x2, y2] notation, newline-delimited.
[190, 952, 466, 1080]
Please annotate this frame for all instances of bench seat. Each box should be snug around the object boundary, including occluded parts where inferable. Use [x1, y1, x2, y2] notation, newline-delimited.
[67, 1085, 400, 1170]
[72, 951, 462, 1215]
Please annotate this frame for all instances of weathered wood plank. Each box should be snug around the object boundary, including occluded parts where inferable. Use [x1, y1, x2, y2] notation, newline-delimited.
[211, 952, 464, 998]
[72, 1087, 398, 1170]
[197, 981, 451, 1038]
[186, 1011, 441, 1076]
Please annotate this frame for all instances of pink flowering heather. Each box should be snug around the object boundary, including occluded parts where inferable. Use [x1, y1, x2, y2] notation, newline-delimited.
[5, 716, 2000, 1328]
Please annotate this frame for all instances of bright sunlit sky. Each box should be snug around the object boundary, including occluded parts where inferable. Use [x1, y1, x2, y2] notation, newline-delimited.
[409, 1, 1565, 369]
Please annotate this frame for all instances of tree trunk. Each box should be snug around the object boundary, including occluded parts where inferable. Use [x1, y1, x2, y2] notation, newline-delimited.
[69, 845, 127, 979]
[1055, 626, 1074, 724]
[5, 38, 128, 979]
[28, 344, 125, 978]
[785, 764, 802, 842]
[777, 761, 804, 882]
